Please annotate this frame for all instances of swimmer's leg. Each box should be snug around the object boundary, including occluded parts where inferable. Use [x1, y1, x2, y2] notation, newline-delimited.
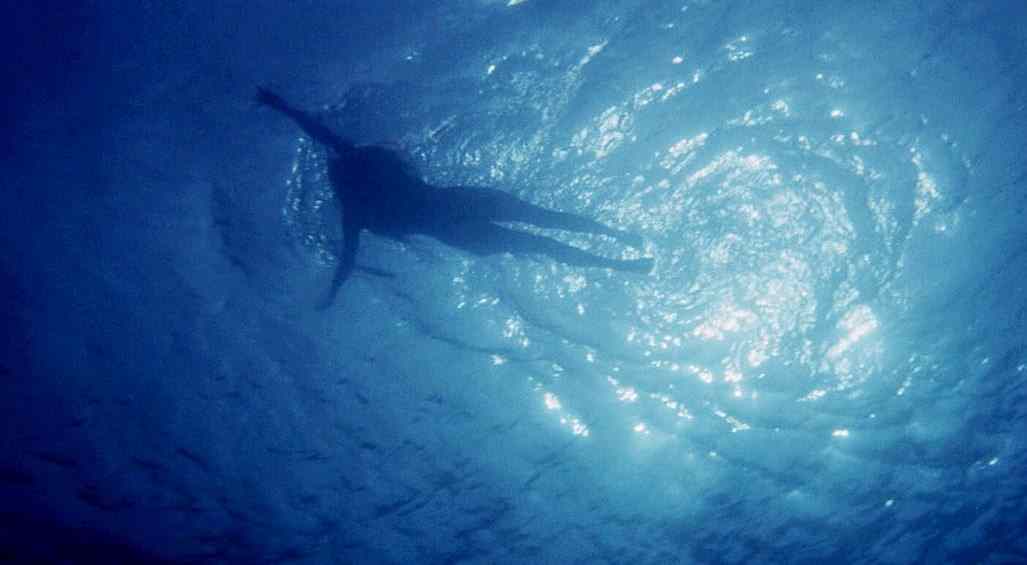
[450, 187, 645, 248]
[438, 222, 653, 274]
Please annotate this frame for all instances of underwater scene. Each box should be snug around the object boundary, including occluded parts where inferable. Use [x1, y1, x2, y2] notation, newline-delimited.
[3, 1, 1026, 563]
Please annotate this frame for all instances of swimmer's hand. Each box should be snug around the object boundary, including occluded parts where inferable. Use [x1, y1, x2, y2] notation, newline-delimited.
[256, 86, 288, 110]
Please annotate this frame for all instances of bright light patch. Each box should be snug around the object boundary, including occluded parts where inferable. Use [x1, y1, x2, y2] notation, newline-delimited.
[616, 386, 639, 403]
[579, 41, 608, 66]
[724, 367, 743, 383]
[634, 83, 668, 108]
[665, 132, 708, 162]
[742, 154, 770, 171]
[693, 303, 757, 341]
[832, 429, 850, 438]
[747, 340, 769, 367]
[692, 366, 715, 384]
[800, 389, 826, 401]
[562, 273, 586, 293]
[725, 35, 753, 61]
[502, 318, 521, 339]
[912, 148, 941, 223]
[713, 409, 750, 432]
[827, 305, 879, 359]
[591, 106, 629, 158]
[544, 393, 561, 410]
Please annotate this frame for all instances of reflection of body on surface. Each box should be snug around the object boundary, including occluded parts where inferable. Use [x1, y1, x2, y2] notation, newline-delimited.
[257, 87, 653, 308]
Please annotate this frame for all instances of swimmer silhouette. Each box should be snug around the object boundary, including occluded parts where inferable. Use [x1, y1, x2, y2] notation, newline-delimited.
[257, 87, 653, 309]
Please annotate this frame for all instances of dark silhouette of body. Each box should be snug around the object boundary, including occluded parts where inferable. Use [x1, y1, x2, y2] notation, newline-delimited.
[257, 87, 653, 308]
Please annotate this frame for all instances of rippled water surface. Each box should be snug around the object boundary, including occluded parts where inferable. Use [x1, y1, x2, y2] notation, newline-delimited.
[5, 1, 1026, 563]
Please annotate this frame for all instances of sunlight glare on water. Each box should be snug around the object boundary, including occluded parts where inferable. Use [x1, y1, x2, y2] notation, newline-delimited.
[281, 2, 972, 477]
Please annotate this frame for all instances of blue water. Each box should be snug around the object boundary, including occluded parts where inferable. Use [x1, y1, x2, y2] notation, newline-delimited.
[3, 1, 1026, 563]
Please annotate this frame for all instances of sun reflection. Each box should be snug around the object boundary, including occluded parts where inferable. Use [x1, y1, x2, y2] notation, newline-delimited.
[561, 273, 587, 293]
[771, 99, 790, 115]
[815, 72, 846, 89]
[686, 151, 779, 189]
[686, 365, 715, 384]
[826, 305, 879, 360]
[724, 367, 743, 383]
[747, 341, 769, 367]
[571, 105, 633, 159]
[651, 393, 694, 420]
[800, 389, 826, 402]
[617, 386, 639, 403]
[661, 82, 688, 101]
[660, 132, 708, 175]
[534, 384, 590, 437]
[543, 392, 561, 410]
[725, 35, 753, 62]
[502, 317, 522, 339]
[634, 83, 668, 109]
[579, 41, 607, 66]
[714, 409, 751, 432]
[566, 419, 589, 437]
[606, 377, 639, 403]
[492, 42, 939, 459]
[692, 302, 758, 341]
[911, 145, 941, 223]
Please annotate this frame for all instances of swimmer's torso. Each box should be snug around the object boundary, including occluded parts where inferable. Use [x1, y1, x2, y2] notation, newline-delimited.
[329, 146, 443, 236]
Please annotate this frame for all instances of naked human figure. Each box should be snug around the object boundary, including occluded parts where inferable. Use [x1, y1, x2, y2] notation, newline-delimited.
[257, 87, 653, 308]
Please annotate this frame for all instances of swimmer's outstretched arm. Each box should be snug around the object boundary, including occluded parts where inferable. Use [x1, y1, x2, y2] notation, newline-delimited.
[256, 87, 354, 155]
[317, 215, 361, 310]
